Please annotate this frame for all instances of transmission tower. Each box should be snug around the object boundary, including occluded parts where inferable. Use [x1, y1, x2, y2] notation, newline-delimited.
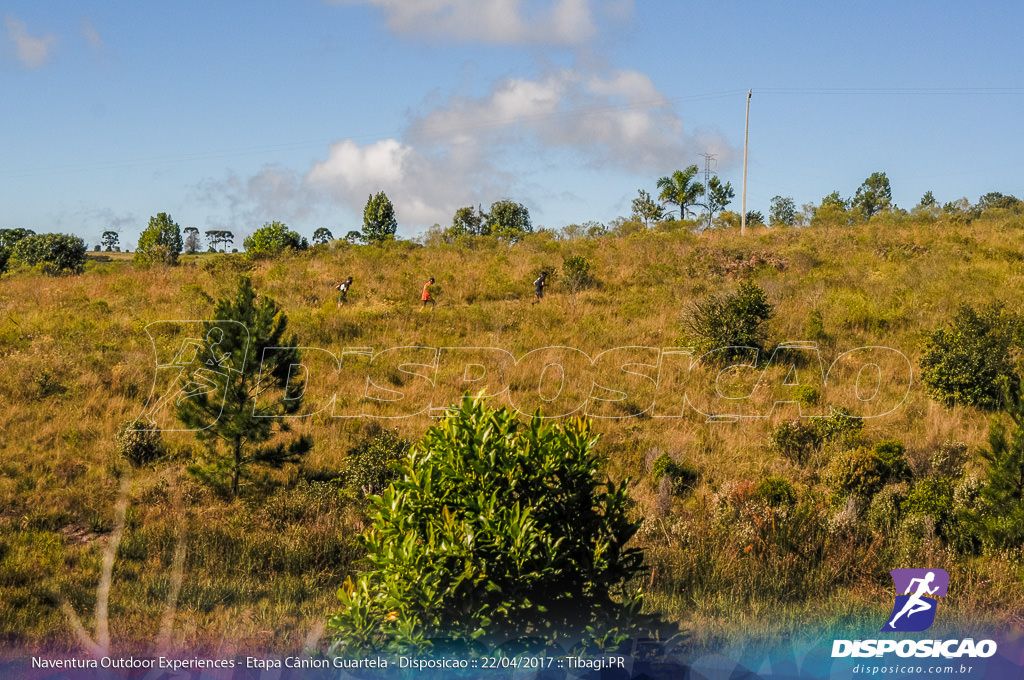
[700, 152, 717, 228]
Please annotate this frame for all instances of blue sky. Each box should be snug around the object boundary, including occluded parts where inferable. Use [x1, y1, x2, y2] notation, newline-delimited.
[2, 1, 1022, 247]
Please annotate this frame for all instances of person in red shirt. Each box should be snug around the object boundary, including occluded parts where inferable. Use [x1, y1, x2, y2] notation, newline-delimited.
[420, 277, 435, 311]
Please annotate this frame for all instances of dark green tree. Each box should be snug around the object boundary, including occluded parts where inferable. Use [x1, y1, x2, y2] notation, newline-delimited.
[328, 397, 643, 653]
[745, 210, 766, 226]
[977, 192, 1024, 214]
[312, 227, 334, 245]
[705, 176, 734, 225]
[820, 191, 848, 211]
[769, 196, 796, 227]
[362, 191, 398, 243]
[656, 166, 704, 219]
[176, 277, 307, 497]
[450, 205, 487, 237]
[243, 222, 307, 257]
[920, 304, 1020, 410]
[631, 189, 664, 228]
[9, 233, 87, 274]
[0, 228, 35, 273]
[852, 171, 892, 219]
[919, 191, 937, 208]
[684, 281, 774, 357]
[135, 213, 183, 267]
[483, 199, 532, 241]
[101, 231, 120, 251]
[977, 384, 1024, 547]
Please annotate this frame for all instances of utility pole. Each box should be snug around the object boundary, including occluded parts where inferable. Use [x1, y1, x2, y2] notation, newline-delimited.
[700, 152, 716, 229]
[741, 89, 751, 235]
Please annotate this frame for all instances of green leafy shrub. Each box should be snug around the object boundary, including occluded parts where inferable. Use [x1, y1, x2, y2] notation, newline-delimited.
[562, 255, 594, 292]
[651, 453, 699, 494]
[755, 476, 797, 508]
[683, 281, 774, 357]
[135, 213, 183, 267]
[0, 228, 35, 274]
[328, 398, 643, 654]
[902, 478, 955, 532]
[243, 221, 308, 257]
[871, 440, 913, 484]
[115, 420, 164, 468]
[793, 385, 820, 407]
[339, 426, 412, 497]
[9, 233, 87, 274]
[811, 407, 864, 448]
[919, 304, 1020, 410]
[866, 483, 909, 534]
[826, 442, 910, 501]
[767, 420, 821, 464]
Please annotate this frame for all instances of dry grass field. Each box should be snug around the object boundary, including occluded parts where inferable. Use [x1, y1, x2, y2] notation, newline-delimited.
[2, 211, 1024, 656]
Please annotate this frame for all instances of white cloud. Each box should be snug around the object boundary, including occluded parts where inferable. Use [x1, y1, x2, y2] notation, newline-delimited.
[333, 0, 600, 46]
[199, 66, 736, 232]
[4, 15, 56, 68]
[80, 18, 103, 49]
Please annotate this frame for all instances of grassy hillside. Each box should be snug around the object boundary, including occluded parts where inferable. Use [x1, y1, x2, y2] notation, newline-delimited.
[2, 214, 1023, 655]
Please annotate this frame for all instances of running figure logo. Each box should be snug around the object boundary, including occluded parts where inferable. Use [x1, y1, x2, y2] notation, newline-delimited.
[134, 320, 249, 431]
[882, 568, 949, 632]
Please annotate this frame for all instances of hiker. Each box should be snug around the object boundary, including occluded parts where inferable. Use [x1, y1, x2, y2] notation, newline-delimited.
[335, 276, 353, 308]
[420, 277, 436, 311]
[533, 271, 547, 304]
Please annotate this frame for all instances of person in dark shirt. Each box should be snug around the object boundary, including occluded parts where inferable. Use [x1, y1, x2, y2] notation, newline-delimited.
[533, 272, 547, 305]
[336, 275, 353, 308]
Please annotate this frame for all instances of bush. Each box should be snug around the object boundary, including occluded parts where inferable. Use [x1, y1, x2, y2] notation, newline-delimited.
[826, 442, 910, 501]
[811, 407, 864, 448]
[243, 221, 308, 257]
[339, 426, 412, 497]
[866, 483, 909, 534]
[902, 478, 955, 536]
[135, 213, 183, 267]
[9, 233, 87, 274]
[871, 440, 913, 483]
[919, 304, 1019, 410]
[793, 385, 820, 408]
[683, 281, 774, 357]
[328, 398, 643, 653]
[651, 453, 699, 494]
[115, 420, 164, 468]
[755, 476, 797, 508]
[767, 420, 821, 464]
[562, 255, 594, 291]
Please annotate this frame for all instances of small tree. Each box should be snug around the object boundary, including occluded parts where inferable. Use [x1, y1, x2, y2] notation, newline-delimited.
[449, 205, 487, 237]
[243, 222, 307, 257]
[744, 210, 766, 227]
[769, 196, 796, 227]
[135, 213, 183, 267]
[920, 304, 1020, 410]
[9, 233, 88, 275]
[562, 254, 593, 311]
[631, 190, 664, 228]
[683, 281, 774, 357]
[362, 192, 398, 243]
[656, 166, 704, 219]
[705, 176, 734, 226]
[484, 199, 532, 241]
[328, 397, 643, 653]
[101, 231, 120, 252]
[183, 227, 201, 254]
[176, 278, 307, 497]
[976, 384, 1024, 548]
[312, 227, 334, 245]
[0, 228, 35, 274]
[852, 171, 892, 219]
